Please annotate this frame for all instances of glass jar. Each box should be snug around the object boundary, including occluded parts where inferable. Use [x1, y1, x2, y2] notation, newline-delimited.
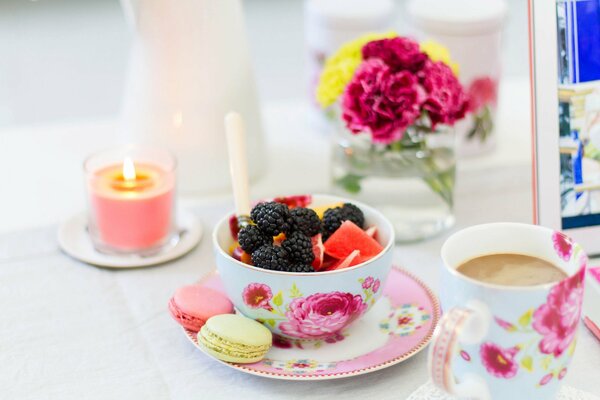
[331, 126, 456, 242]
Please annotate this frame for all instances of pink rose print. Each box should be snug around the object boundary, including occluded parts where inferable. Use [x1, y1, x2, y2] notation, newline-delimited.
[397, 316, 412, 326]
[279, 292, 367, 339]
[466, 77, 498, 114]
[242, 283, 273, 310]
[558, 367, 567, 380]
[552, 231, 573, 261]
[533, 267, 585, 357]
[271, 335, 293, 349]
[539, 373, 553, 386]
[480, 343, 519, 379]
[372, 279, 381, 293]
[362, 276, 374, 289]
[460, 350, 471, 362]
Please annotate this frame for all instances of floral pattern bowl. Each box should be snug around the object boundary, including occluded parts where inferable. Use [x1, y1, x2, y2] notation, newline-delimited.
[212, 194, 395, 340]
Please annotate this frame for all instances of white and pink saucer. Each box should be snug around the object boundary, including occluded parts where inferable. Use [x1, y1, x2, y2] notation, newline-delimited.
[184, 267, 440, 380]
[58, 209, 202, 268]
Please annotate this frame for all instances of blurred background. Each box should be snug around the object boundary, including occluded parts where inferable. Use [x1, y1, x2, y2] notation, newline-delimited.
[0, 0, 527, 128]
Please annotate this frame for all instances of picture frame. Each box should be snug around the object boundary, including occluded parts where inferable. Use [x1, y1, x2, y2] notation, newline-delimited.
[529, 0, 600, 255]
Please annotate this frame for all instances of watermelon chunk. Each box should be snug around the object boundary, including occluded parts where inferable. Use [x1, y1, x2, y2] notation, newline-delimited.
[324, 221, 383, 261]
[365, 226, 378, 239]
[273, 194, 312, 208]
[329, 250, 361, 270]
[311, 234, 325, 271]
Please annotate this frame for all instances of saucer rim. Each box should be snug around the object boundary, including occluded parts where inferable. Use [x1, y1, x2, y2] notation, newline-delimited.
[57, 209, 202, 268]
[184, 266, 441, 381]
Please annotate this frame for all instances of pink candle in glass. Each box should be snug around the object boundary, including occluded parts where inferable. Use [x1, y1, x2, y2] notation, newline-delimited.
[85, 147, 176, 253]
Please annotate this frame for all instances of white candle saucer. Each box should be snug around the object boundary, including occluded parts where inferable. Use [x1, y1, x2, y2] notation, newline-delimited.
[57, 209, 202, 268]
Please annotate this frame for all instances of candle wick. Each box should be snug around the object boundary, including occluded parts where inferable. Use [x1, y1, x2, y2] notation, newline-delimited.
[123, 157, 137, 181]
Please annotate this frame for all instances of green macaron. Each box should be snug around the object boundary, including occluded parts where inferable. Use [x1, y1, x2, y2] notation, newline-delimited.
[197, 314, 272, 364]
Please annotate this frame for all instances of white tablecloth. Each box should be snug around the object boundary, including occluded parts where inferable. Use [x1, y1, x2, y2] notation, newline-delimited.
[1, 80, 599, 399]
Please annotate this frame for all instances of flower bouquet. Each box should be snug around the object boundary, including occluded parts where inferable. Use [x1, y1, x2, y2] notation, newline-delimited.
[316, 33, 468, 241]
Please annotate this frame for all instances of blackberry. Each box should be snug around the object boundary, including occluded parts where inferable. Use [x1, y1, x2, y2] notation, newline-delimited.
[281, 231, 314, 264]
[250, 202, 292, 236]
[289, 207, 321, 236]
[251, 244, 290, 271]
[341, 203, 365, 228]
[286, 263, 315, 273]
[322, 203, 365, 239]
[238, 225, 270, 254]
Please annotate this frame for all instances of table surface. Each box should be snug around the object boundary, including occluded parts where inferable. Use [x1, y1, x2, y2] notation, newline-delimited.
[1, 79, 599, 399]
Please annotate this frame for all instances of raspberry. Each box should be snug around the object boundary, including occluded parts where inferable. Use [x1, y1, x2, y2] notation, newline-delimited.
[250, 202, 292, 236]
[251, 244, 290, 271]
[238, 225, 270, 254]
[281, 231, 314, 264]
[289, 207, 321, 236]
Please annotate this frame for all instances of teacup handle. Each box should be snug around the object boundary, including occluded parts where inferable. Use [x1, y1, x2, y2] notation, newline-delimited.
[428, 301, 492, 400]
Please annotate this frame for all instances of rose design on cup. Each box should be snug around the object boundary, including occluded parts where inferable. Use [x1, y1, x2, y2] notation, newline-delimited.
[242, 283, 273, 310]
[279, 292, 367, 339]
[480, 343, 519, 379]
[552, 231, 573, 261]
[533, 268, 585, 357]
[240, 277, 379, 339]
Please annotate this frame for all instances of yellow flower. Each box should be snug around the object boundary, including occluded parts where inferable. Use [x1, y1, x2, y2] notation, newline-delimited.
[420, 40, 460, 76]
[316, 31, 397, 108]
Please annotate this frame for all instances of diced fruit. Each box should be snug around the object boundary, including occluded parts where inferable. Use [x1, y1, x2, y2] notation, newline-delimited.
[310, 202, 344, 219]
[324, 221, 383, 261]
[229, 215, 240, 240]
[231, 246, 244, 261]
[329, 250, 361, 270]
[311, 234, 325, 271]
[241, 251, 252, 264]
[320, 254, 338, 271]
[365, 226, 378, 239]
[273, 232, 286, 245]
[273, 194, 312, 208]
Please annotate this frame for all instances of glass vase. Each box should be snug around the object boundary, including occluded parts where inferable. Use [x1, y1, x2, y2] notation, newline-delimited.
[331, 126, 456, 243]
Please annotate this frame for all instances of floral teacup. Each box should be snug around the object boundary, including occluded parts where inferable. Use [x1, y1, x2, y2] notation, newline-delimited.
[213, 194, 395, 340]
[429, 223, 587, 400]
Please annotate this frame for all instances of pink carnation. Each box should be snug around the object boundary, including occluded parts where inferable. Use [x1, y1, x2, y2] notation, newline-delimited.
[342, 59, 425, 144]
[362, 37, 428, 73]
[533, 267, 585, 357]
[419, 61, 468, 128]
[279, 292, 367, 339]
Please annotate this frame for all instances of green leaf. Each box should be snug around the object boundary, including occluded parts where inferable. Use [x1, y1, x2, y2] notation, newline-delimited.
[519, 309, 534, 327]
[273, 291, 283, 307]
[567, 339, 577, 356]
[266, 319, 275, 328]
[521, 356, 533, 372]
[289, 283, 302, 298]
[541, 356, 553, 370]
[335, 174, 362, 194]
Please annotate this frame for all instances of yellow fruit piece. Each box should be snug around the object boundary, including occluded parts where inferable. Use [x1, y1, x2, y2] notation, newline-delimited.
[273, 233, 286, 245]
[241, 251, 252, 265]
[311, 202, 344, 219]
[229, 241, 240, 255]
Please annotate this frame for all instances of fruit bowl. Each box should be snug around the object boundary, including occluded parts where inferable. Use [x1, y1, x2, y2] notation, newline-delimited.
[212, 194, 395, 340]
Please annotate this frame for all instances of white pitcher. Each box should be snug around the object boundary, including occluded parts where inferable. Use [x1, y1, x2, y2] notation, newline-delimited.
[120, 0, 265, 194]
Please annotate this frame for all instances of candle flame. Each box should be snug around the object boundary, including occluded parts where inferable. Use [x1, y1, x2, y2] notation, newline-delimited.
[122, 157, 137, 181]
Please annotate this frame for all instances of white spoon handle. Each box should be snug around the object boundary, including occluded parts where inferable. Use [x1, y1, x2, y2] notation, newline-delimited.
[225, 112, 252, 218]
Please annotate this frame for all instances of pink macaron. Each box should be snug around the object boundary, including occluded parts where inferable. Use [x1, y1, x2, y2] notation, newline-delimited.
[168, 285, 234, 332]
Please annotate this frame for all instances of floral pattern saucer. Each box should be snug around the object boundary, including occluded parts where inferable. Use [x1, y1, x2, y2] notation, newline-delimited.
[184, 267, 440, 380]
